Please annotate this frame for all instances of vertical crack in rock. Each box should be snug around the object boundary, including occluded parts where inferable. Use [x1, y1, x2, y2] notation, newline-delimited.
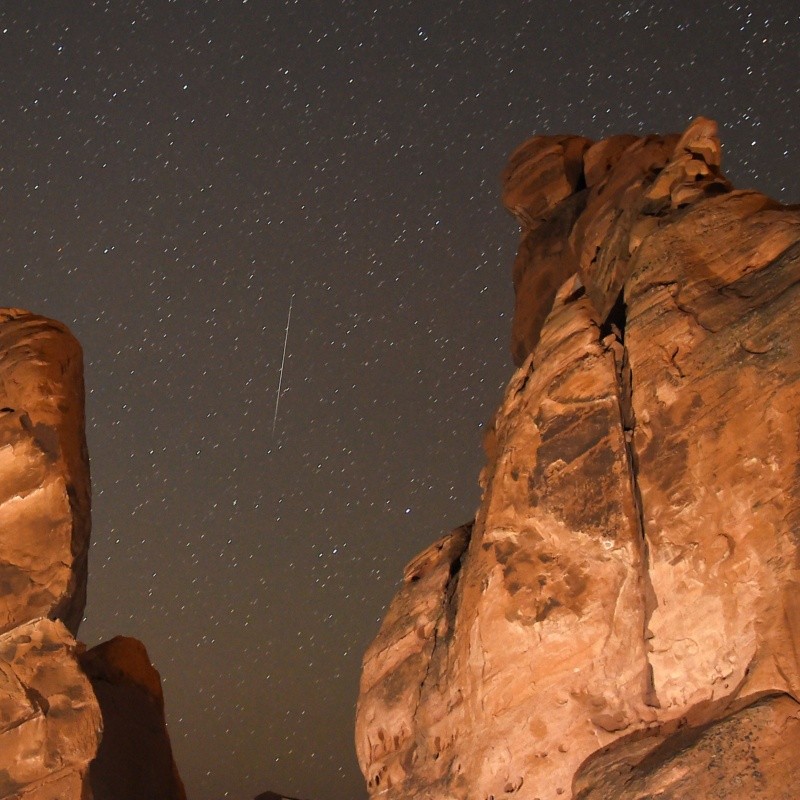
[412, 524, 471, 726]
[603, 290, 660, 709]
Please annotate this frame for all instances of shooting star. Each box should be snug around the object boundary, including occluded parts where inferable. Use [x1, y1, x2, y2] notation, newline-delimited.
[272, 293, 294, 435]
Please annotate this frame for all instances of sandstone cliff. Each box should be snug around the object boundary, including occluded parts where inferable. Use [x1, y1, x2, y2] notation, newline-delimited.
[0, 310, 184, 800]
[356, 118, 800, 799]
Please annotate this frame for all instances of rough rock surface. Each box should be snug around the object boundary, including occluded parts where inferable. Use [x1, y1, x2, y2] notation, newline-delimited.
[0, 309, 90, 637]
[0, 310, 184, 799]
[0, 618, 101, 799]
[356, 118, 800, 799]
[80, 637, 187, 800]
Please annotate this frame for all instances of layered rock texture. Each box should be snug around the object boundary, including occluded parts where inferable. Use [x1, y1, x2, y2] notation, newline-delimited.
[0, 310, 184, 800]
[0, 310, 90, 637]
[0, 618, 101, 799]
[356, 118, 800, 799]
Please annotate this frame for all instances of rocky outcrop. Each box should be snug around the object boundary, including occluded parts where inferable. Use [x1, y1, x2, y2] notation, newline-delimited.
[0, 310, 184, 800]
[0, 310, 90, 637]
[0, 618, 101, 799]
[0, 311, 99, 799]
[356, 118, 800, 799]
[80, 637, 187, 800]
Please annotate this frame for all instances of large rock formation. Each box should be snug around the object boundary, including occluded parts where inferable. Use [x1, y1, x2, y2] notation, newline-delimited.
[0, 310, 90, 637]
[0, 310, 184, 800]
[0, 311, 100, 798]
[356, 118, 800, 799]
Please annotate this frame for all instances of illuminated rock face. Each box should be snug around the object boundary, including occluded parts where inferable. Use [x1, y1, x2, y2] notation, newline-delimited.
[0, 311, 99, 799]
[0, 310, 184, 800]
[0, 310, 90, 637]
[356, 119, 800, 800]
[0, 618, 101, 799]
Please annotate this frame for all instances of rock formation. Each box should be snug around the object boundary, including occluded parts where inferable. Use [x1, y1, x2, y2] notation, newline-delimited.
[0, 310, 90, 637]
[356, 118, 800, 799]
[80, 637, 187, 800]
[0, 310, 184, 800]
[0, 618, 101, 799]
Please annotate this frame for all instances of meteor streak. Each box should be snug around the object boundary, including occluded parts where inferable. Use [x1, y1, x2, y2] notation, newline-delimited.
[272, 294, 294, 435]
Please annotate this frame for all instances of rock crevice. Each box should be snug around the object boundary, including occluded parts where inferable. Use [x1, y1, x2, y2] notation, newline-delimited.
[598, 293, 660, 714]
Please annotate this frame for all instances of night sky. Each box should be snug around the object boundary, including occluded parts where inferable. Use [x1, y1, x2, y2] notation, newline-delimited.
[1, 2, 797, 799]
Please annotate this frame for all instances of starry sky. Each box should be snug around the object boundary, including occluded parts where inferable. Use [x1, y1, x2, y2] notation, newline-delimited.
[1, 2, 797, 799]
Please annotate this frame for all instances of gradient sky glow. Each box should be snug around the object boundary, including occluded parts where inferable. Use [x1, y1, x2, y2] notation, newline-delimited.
[1, 2, 798, 799]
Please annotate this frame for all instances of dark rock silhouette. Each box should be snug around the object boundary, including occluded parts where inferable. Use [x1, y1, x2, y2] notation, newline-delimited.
[81, 637, 187, 800]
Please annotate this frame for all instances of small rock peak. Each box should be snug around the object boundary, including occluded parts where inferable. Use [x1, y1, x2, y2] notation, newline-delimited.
[675, 115, 722, 168]
[501, 135, 593, 227]
[80, 636, 165, 705]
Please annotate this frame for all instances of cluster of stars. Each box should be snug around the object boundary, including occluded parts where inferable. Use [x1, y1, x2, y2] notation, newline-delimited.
[0, 2, 796, 799]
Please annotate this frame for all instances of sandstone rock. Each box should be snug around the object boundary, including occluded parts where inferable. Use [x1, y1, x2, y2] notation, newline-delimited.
[0, 310, 186, 799]
[356, 525, 471, 793]
[502, 135, 592, 230]
[0, 618, 101, 799]
[79, 637, 187, 800]
[356, 118, 800, 799]
[508, 192, 585, 366]
[572, 694, 800, 799]
[0, 310, 90, 637]
[569, 132, 684, 318]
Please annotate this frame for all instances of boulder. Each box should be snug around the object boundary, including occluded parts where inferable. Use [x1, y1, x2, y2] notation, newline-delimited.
[80, 637, 187, 800]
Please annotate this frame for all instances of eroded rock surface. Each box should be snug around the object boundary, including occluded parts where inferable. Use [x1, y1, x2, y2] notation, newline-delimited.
[0, 310, 184, 799]
[0, 310, 90, 637]
[356, 118, 800, 799]
[0, 618, 101, 799]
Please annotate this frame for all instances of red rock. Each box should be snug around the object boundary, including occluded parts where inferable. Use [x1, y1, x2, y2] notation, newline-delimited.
[573, 694, 800, 798]
[356, 525, 471, 793]
[570, 132, 684, 318]
[0, 310, 90, 637]
[508, 193, 585, 366]
[0, 618, 101, 799]
[80, 637, 187, 800]
[581, 134, 639, 188]
[356, 118, 800, 799]
[502, 135, 592, 230]
[0, 311, 186, 799]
